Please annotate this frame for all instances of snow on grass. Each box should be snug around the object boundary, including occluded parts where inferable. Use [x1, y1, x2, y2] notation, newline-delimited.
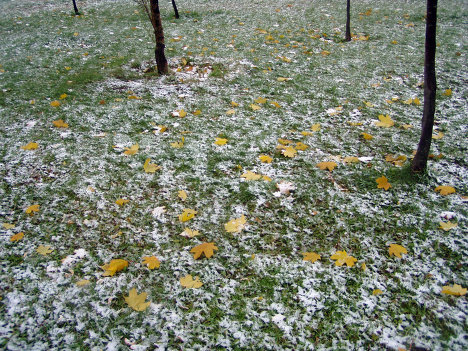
[0, 0, 467, 350]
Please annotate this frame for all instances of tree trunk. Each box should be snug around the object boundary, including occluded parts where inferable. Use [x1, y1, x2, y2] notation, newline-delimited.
[150, 0, 168, 75]
[345, 0, 351, 41]
[72, 0, 80, 16]
[172, 0, 180, 19]
[411, 0, 438, 173]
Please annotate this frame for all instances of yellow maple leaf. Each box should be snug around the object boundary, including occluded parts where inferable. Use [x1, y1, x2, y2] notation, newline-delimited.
[373, 289, 383, 296]
[255, 97, 267, 104]
[330, 250, 357, 267]
[226, 109, 236, 115]
[385, 154, 407, 167]
[10, 232, 24, 242]
[101, 259, 128, 276]
[190, 242, 218, 259]
[21, 142, 38, 150]
[179, 208, 197, 222]
[402, 124, 413, 130]
[193, 109, 202, 115]
[343, 156, 360, 164]
[441, 284, 467, 296]
[388, 244, 408, 258]
[442, 89, 452, 97]
[363, 101, 374, 108]
[180, 228, 200, 238]
[142, 256, 160, 269]
[250, 104, 261, 111]
[302, 252, 321, 263]
[225, 215, 247, 233]
[439, 221, 457, 231]
[50, 100, 61, 107]
[434, 185, 455, 196]
[259, 155, 273, 163]
[270, 101, 281, 108]
[301, 131, 313, 136]
[2, 223, 15, 230]
[123, 143, 139, 155]
[143, 159, 161, 173]
[76, 279, 91, 287]
[25, 204, 40, 215]
[180, 274, 203, 288]
[241, 171, 262, 181]
[178, 190, 188, 201]
[277, 77, 291, 82]
[231, 101, 239, 107]
[316, 161, 337, 172]
[170, 137, 185, 149]
[214, 138, 228, 145]
[52, 119, 69, 128]
[262, 175, 272, 182]
[374, 114, 394, 127]
[432, 132, 444, 140]
[125, 288, 151, 311]
[376, 176, 391, 190]
[282, 146, 297, 158]
[295, 142, 309, 151]
[115, 198, 130, 206]
[311, 123, 321, 132]
[413, 97, 421, 105]
[361, 132, 373, 140]
[348, 121, 363, 126]
[36, 245, 53, 256]
[59, 93, 68, 100]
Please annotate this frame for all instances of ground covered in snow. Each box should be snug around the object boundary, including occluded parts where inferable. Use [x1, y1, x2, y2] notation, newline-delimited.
[0, 0, 467, 350]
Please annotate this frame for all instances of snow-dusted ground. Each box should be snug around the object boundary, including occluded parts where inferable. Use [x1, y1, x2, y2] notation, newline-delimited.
[0, 0, 467, 350]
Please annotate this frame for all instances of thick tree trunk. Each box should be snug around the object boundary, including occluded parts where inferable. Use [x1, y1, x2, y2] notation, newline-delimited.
[150, 0, 168, 75]
[172, 0, 180, 19]
[72, 0, 80, 15]
[345, 0, 351, 41]
[411, 0, 438, 173]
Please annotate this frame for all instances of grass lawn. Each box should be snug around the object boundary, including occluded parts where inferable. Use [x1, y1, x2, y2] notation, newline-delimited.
[0, 0, 467, 349]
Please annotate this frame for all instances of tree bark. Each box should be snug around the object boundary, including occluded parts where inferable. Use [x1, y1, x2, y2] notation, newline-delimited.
[411, 0, 438, 173]
[345, 0, 351, 41]
[150, 0, 168, 75]
[72, 0, 80, 16]
[172, 0, 180, 19]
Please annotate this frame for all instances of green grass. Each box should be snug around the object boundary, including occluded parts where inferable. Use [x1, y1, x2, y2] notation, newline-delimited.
[0, 0, 467, 350]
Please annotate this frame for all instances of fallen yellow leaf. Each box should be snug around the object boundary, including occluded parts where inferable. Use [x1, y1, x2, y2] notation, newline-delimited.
[178, 190, 188, 201]
[125, 288, 151, 311]
[388, 244, 407, 258]
[376, 176, 391, 190]
[52, 119, 69, 128]
[330, 250, 357, 267]
[259, 155, 273, 163]
[142, 256, 160, 269]
[180, 274, 203, 288]
[123, 143, 139, 155]
[441, 284, 467, 296]
[302, 252, 321, 263]
[439, 221, 457, 231]
[143, 159, 161, 173]
[214, 138, 228, 145]
[179, 208, 197, 222]
[225, 215, 247, 233]
[316, 161, 337, 171]
[37, 245, 53, 256]
[10, 232, 24, 242]
[282, 146, 297, 158]
[190, 242, 218, 259]
[115, 198, 130, 206]
[50, 100, 61, 107]
[21, 142, 38, 150]
[25, 204, 40, 215]
[435, 185, 455, 196]
[101, 259, 128, 276]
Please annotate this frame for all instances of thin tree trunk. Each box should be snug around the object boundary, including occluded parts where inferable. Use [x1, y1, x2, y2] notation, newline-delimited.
[72, 0, 80, 16]
[150, 0, 168, 75]
[172, 0, 180, 19]
[345, 0, 351, 41]
[411, 0, 438, 173]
